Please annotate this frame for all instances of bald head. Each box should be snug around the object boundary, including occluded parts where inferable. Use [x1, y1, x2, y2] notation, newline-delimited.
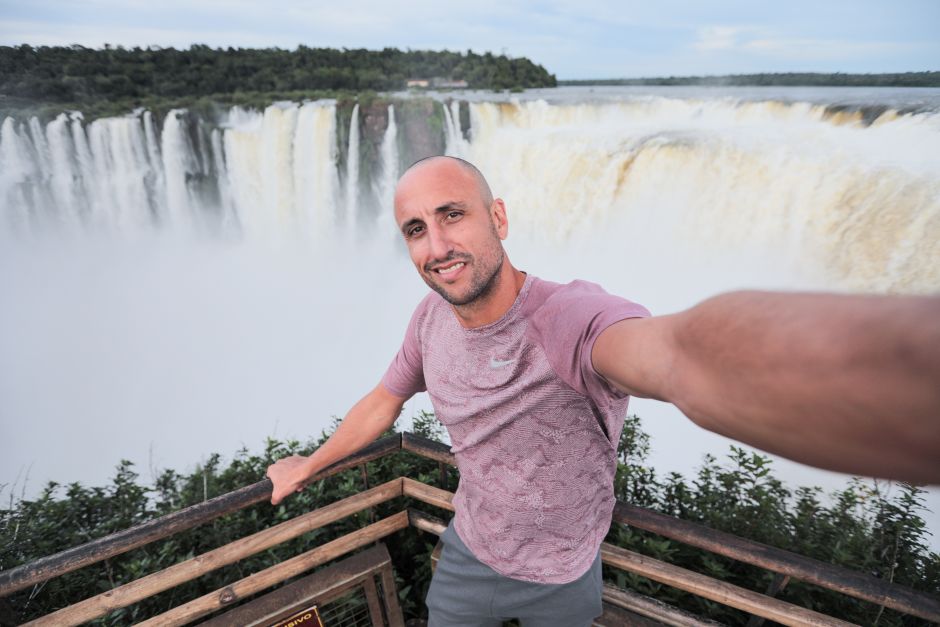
[392, 154, 514, 316]
[396, 156, 494, 209]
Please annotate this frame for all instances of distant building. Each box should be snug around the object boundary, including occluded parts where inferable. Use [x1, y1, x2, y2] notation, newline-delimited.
[405, 78, 469, 89]
[431, 78, 469, 89]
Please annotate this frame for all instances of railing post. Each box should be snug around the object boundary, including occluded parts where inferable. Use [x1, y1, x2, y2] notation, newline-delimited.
[361, 465, 374, 524]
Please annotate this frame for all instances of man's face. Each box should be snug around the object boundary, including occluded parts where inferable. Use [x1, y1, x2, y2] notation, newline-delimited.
[394, 161, 508, 306]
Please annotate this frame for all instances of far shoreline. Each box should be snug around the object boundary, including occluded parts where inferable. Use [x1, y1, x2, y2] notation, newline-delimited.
[558, 70, 940, 88]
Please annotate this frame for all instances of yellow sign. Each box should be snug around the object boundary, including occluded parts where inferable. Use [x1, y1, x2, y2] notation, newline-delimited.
[269, 604, 325, 627]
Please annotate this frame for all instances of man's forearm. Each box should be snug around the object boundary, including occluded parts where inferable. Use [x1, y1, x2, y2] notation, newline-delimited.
[300, 389, 402, 477]
[267, 383, 406, 503]
[670, 291, 940, 482]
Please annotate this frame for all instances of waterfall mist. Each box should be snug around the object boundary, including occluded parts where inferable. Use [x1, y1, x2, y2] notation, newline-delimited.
[2, 87, 938, 547]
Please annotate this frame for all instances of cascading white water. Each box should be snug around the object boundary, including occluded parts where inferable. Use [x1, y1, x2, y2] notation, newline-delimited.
[465, 98, 940, 294]
[209, 127, 234, 231]
[443, 101, 468, 157]
[0, 116, 33, 228]
[221, 101, 341, 240]
[26, 117, 52, 184]
[260, 103, 299, 233]
[2, 88, 939, 547]
[161, 109, 198, 230]
[44, 114, 83, 225]
[69, 113, 98, 223]
[294, 101, 341, 233]
[3, 93, 936, 292]
[345, 103, 361, 226]
[142, 111, 167, 220]
[372, 104, 399, 227]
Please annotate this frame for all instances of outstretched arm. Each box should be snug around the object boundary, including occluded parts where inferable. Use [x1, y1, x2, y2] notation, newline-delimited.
[592, 291, 940, 483]
[266, 383, 408, 504]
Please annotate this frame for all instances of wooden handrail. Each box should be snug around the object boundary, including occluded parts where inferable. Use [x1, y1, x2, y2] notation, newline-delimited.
[3, 431, 938, 623]
[599, 542, 857, 627]
[401, 432, 454, 464]
[0, 434, 401, 597]
[22, 480, 404, 627]
[612, 501, 940, 620]
[1, 477, 272, 599]
[404, 504, 856, 627]
[407, 509, 447, 536]
[601, 584, 725, 627]
[402, 434, 940, 622]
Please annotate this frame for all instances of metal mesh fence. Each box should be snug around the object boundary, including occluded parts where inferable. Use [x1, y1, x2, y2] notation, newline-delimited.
[318, 587, 375, 627]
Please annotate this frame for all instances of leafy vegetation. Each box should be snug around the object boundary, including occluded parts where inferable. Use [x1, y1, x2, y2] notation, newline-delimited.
[560, 71, 940, 87]
[610, 418, 939, 624]
[1, 413, 937, 625]
[0, 44, 556, 117]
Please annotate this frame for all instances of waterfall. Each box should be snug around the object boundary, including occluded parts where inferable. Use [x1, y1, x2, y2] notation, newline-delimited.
[344, 103, 361, 227]
[0, 116, 34, 229]
[27, 118, 52, 183]
[142, 111, 167, 219]
[373, 104, 399, 221]
[1, 92, 938, 291]
[222, 102, 340, 241]
[83, 114, 155, 229]
[70, 114, 98, 225]
[260, 103, 299, 230]
[45, 114, 83, 225]
[209, 127, 234, 231]
[443, 101, 468, 157]
[293, 101, 341, 234]
[463, 98, 940, 293]
[222, 103, 299, 239]
[3, 89, 940, 546]
[163, 109, 208, 231]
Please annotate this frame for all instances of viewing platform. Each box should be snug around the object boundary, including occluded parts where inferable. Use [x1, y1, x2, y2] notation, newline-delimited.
[2, 433, 938, 626]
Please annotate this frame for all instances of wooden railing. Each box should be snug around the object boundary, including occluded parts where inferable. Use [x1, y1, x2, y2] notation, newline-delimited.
[1, 433, 938, 626]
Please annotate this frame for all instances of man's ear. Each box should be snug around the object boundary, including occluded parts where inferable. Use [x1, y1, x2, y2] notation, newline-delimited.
[492, 198, 509, 240]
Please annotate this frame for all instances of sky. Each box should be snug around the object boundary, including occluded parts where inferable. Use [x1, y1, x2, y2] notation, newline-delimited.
[1, 0, 938, 79]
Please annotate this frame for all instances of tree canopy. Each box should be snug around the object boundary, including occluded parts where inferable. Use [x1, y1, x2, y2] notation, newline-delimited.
[0, 44, 556, 106]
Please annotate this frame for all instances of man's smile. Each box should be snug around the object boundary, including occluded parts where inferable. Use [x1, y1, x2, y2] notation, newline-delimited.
[425, 256, 472, 282]
[435, 261, 465, 275]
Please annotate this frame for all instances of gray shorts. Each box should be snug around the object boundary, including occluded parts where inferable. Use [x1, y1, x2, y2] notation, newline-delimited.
[426, 521, 603, 627]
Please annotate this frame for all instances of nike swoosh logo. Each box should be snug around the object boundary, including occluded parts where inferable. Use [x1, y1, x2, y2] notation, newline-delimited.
[490, 358, 515, 368]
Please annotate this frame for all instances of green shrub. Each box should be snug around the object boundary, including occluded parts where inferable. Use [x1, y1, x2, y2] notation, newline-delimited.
[1, 413, 937, 625]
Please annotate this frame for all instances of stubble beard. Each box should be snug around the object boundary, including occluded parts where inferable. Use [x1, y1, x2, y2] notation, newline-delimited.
[424, 247, 505, 307]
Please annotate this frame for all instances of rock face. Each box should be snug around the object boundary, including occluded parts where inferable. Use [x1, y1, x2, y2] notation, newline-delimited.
[395, 99, 446, 168]
[358, 101, 391, 184]
[339, 97, 447, 220]
[348, 97, 447, 179]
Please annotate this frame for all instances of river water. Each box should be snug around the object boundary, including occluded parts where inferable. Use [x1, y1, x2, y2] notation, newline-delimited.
[1, 86, 938, 548]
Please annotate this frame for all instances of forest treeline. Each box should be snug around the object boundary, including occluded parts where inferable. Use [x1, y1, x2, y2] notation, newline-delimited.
[0, 44, 557, 105]
[561, 71, 940, 87]
[1, 414, 937, 625]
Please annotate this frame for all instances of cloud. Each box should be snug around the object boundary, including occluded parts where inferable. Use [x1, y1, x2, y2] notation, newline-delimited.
[741, 37, 921, 62]
[689, 23, 934, 68]
[693, 26, 751, 51]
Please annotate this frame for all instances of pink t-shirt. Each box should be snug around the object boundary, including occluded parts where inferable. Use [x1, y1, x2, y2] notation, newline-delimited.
[382, 275, 650, 583]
